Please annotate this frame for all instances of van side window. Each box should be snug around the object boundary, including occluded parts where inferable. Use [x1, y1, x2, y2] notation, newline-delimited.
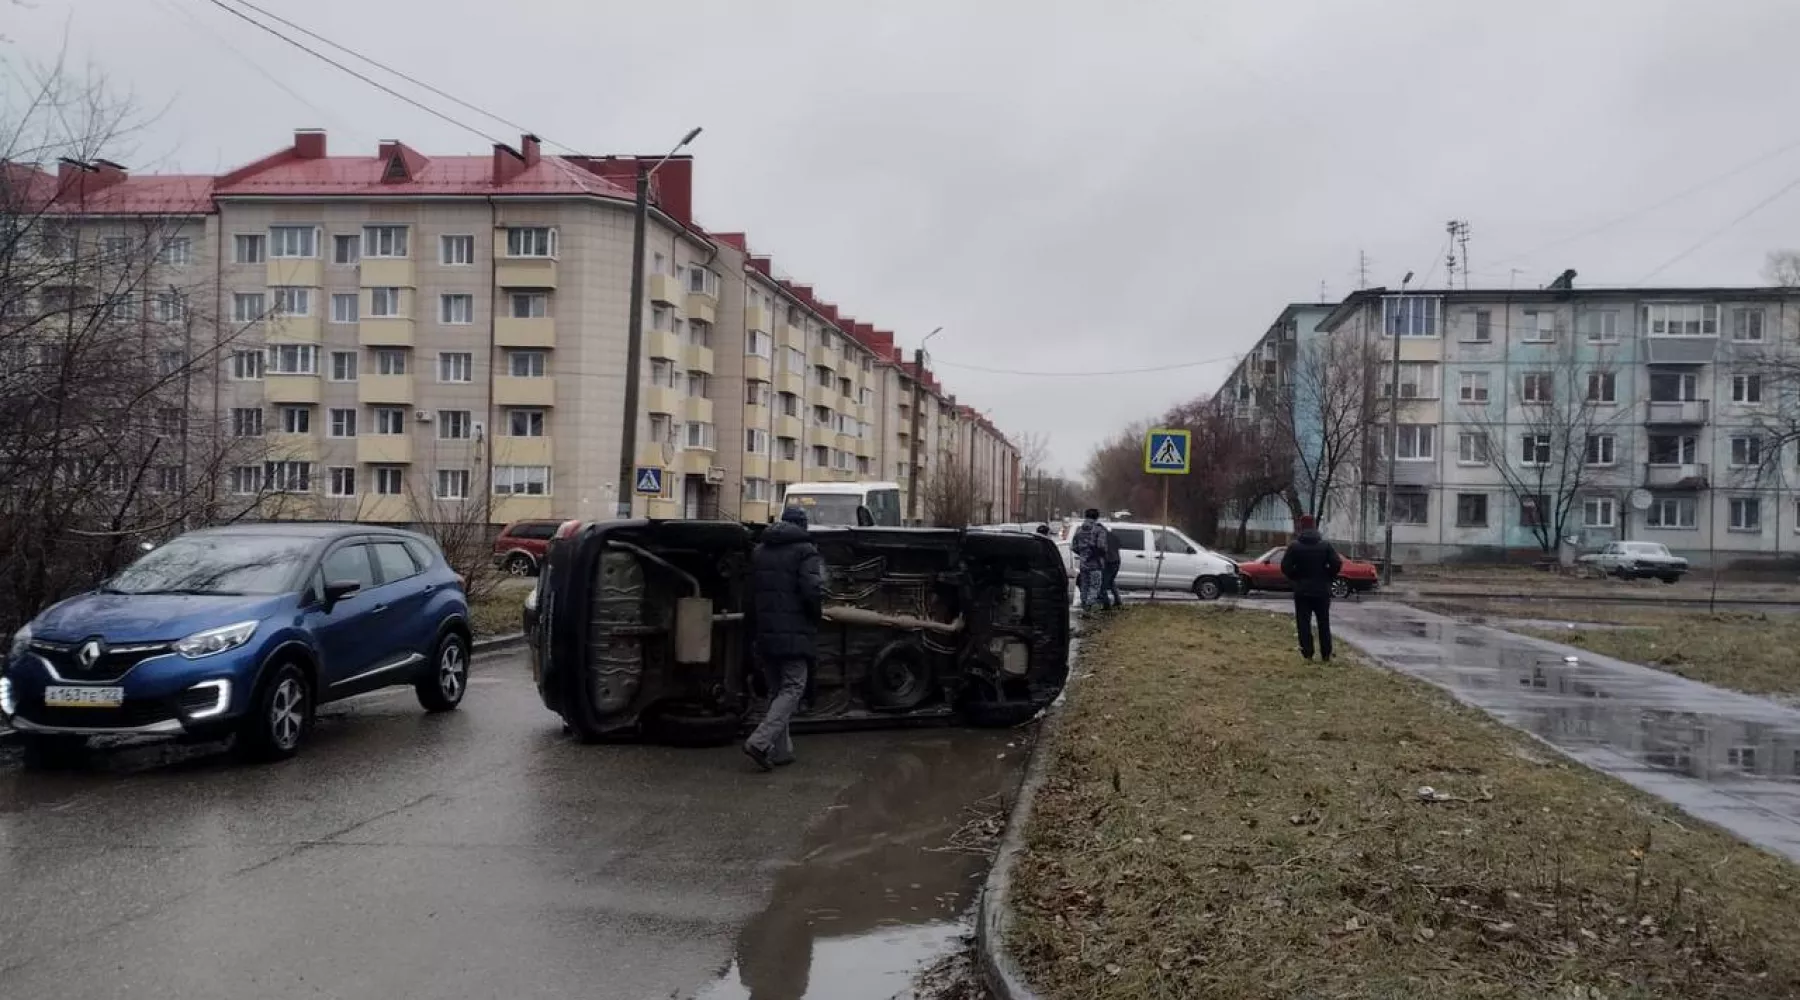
[1110, 527, 1146, 550]
[1155, 530, 1196, 555]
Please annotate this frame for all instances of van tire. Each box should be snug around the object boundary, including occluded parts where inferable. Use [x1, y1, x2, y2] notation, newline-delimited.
[1192, 577, 1223, 601]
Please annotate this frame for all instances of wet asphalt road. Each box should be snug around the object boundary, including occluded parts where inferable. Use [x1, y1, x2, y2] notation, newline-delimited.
[0, 647, 1026, 1000]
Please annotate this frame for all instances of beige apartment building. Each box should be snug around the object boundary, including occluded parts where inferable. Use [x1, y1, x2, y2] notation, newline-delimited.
[17, 130, 1019, 528]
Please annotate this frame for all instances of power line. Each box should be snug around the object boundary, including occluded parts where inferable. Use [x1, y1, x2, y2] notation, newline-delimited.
[1638, 172, 1800, 282]
[928, 353, 1242, 378]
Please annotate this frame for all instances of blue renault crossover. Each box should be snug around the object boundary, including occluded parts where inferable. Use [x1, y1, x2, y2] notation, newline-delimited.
[2, 524, 471, 764]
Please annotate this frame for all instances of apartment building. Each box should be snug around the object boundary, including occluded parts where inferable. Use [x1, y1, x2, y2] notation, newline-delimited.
[14, 130, 1019, 528]
[1245, 285, 1800, 565]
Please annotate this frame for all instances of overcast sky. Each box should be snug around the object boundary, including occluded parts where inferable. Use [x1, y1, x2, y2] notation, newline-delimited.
[10, 0, 1800, 473]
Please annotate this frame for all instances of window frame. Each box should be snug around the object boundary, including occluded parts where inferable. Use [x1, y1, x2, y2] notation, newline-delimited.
[362, 225, 410, 259]
[440, 234, 475, 266]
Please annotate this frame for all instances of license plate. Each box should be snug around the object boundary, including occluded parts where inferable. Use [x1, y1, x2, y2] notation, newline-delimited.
[43, 686, 124, 708]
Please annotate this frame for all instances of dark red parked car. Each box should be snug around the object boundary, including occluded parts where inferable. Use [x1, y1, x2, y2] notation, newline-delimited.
[1236, 546, 1379, 598]
[492, 519, 562, 576]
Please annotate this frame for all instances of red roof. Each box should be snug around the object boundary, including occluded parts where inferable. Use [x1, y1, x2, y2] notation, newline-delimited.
[55, 175, 215, 215]
[216, 153, 631, 199]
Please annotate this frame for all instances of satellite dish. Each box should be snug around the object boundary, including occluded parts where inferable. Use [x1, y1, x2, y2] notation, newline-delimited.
[1628, 489, 1652, 512]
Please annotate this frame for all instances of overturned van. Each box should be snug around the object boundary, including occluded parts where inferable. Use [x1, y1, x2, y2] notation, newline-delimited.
[527, 519, 1070, 744]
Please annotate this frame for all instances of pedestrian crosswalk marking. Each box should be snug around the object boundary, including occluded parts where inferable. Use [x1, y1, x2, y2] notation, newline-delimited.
[1151, 437, 1182, 466]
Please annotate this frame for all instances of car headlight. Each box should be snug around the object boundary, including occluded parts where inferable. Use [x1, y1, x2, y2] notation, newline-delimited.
[8, 624, 30, 661]
[175, 620, 259, 660]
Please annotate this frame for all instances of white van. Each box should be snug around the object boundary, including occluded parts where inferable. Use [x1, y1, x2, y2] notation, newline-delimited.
[1062, 521, 1240, 600]
[780, 481, 904, 527]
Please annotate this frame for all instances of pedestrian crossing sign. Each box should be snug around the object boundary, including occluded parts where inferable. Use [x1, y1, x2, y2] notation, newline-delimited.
[634, 466, 664, 495]
[1143, 428, 1191, 475]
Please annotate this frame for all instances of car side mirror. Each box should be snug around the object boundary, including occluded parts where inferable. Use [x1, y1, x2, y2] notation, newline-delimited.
[855, 505, 875, 527]
[323, 579, 361, 611]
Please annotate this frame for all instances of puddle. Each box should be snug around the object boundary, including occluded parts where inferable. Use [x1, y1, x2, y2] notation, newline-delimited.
[1333, 604, 1800, 863]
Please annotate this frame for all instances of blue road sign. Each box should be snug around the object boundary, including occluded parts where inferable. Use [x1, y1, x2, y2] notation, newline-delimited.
[1143, 428, 1192, 475]
[634, 466, 664, 495]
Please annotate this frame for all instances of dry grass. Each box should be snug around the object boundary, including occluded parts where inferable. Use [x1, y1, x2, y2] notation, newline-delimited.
[469, 577, 532, 637]
[1516, 612, 1800, 699]
[1009, 606, 1800, 999]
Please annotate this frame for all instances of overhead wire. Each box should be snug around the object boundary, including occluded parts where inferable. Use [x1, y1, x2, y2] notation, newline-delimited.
[1637, 171, 1800, 282]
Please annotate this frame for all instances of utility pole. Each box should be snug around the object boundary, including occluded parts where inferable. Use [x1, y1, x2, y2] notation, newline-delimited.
[1446, 220, 1471, 290]
[1356, 250, 1371, 290]
[906, 326, 941, 525]
[615, 127, 702, 519]
[1381, 271, 1413, 586]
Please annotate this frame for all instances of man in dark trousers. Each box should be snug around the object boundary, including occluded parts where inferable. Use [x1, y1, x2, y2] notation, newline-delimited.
[1100, 526, 1123, 609]
[1280, 514, 1343, 662]
[745, 505, 824, 770]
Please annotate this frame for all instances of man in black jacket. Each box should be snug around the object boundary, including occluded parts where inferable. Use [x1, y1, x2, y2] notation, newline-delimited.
[1279, 514, 1343, 662]
[745, 506, 826, 770]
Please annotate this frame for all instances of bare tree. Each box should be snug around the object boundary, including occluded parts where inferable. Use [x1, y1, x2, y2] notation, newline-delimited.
[1265, 334, 1389, 520]
[1763, 250, 1800, 287]
[923, 459, 981, 527]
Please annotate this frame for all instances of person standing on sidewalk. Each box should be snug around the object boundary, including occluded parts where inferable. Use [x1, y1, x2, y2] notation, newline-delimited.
[1070, 508, 1110, 610]
[1100, 525, 1123, 609]
[1280, 514, 1342, 662]
[745, 506, 824, 770]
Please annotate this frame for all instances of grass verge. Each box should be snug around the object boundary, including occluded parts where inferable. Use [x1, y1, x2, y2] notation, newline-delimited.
[468, 577, 532, 637]
[1009, 605, 1800, 999]
[1515, 612, 1800, 700]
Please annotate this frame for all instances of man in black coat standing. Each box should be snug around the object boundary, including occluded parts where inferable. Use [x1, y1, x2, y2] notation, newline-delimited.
[745, 505, 825, 771]
[1280, 514, 1343, 662]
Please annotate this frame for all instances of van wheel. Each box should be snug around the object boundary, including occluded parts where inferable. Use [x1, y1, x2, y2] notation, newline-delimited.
[1192, 577, 1223, 601]
[866, 640, 932, 711]
[1329, 578, 1351, 599]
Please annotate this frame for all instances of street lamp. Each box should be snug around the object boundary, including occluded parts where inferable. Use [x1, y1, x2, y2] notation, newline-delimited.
[616, 126, 704, 518]
[906, 326, 943, 525]
[1381, 270, 1413, 586]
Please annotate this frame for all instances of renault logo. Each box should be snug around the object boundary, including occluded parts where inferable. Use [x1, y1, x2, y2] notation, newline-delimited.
[77, 639, 105, 668]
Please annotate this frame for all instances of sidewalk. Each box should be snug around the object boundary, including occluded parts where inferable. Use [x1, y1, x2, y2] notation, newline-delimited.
[1331, 602, 1800, 863]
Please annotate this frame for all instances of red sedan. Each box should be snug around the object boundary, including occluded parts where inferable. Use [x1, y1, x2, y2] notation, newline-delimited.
[1236, 547, 1379, 598]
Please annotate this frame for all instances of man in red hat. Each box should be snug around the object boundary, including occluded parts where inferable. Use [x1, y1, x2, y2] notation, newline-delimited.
[1279, 514, 1343, 661]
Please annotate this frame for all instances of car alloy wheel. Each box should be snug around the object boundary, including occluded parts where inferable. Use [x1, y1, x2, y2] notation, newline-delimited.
[269, 676, 306, 751]
[417, 632, 469, 712]
[506, 553, 535, 576]
[438, 640, 467, 702]
[1329, 578, 1350, 599]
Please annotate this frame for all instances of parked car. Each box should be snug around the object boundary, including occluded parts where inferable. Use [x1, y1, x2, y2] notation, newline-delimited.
[528, 519, 1069, 744]
[1059, 522, 1240, 600]
[1, 524, 471, 766]
[1236, 546, 1380, 598]
[1578, 541, 1690, 582]
[492, 519, 562, 576]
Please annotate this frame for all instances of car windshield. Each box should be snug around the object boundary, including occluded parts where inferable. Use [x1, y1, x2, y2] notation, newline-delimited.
[103, 534, 316, 596]
[784, 494, 862, 526]
[1624, 543, 1670, 556]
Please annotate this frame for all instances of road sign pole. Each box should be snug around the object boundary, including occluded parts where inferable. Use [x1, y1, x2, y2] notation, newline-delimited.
[1149, 476, 1169, 602]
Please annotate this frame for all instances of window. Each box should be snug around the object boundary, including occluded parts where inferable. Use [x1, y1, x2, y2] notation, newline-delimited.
[1733, 373, 1763, 403]
[441, 294, 474, 325]
[231, 407, 263, 438]
[507, 409, 545, 437]
[374, 407, 407, 434]
[328, 466, 356, 497]
[687, 321, 712, 348]
[435, 469, 471, 500]
[231, 350, 264, 380]
[1383, 296, 1439, 337]
[152, 292, 187, 324]
[685, 422, 716, 449]
[1455, 493, 1489, 528]
[329, 351, 358, 382]
[374, 466, 405, 495]
[649, 413, 672, 446]
[234, 233, 266, 263]
[1523, 310, 1556, 343]
[375, 350, 407, 376]
[810, 444, 830, 466]
[1583, 497, 1617, 529]
[1584, 434, 1616, 466]
[745, 478, 772, 502]
[747, 330, 772, 358]
[746, 428, 769, 454]
[266, 461, 313, 493]
[1648, 497, 1698, 529]
[1581, 310, 1619, 343]
[1522, 371, 1553, 403]
[815, 367, 834, 388]
[369, 287, 403, 318]
[1382, 424, 1434, 460]
[279, 405, 311, 435]
[1520, 433, 1551, 466]
[328, 408, 357, 438]
[1730, 435, 1762, 468]
[158, 237, 192, 266]
[505, 227, 557, 258]
[362, 225, 409, 258]
[1458, 370, 1489, 403]
[687, 372, 710, 399]
[438, 410, 472, 440]
[440, 235, 475, 265]
[812, 405, 832, 426]
[1586, 371, 1617, 403]
[689, 266, 721, 296]
[746, 381, 772, 406]
[272, 286, 311, 317]
[332, 234, 360, 265]
[157, 349, 186, 376]
[233, 292, 266, 323]
[1731, 497, 1762, 532]
[650, 305, 673, 333]
[1456, 431, 1489, 465]
[1648, 434, 1697, 465]
[1646, 303, 1719, 337]
[435, 352, 472, 383]
[1648, 371, 1698, 402]
[493, 465, 551, 496]
[1469, 310, 1492, 343]
[265, 343, 319, 375]
[1377, 491, 1429, 525]
[780, 393, 799, 417]
[154, 466, 184, 493]
[330, 293, 359, 324]
[228, 465, 263, 495]
[1519, 494, 1551, 528]
[508, 350, 546, 377]
[781, 346, 805, 373]
[779, 437, 799, 460]
[268, 226, 317, 258]
[1732, 308, 1765, 342]
[509, 293, 548, 318]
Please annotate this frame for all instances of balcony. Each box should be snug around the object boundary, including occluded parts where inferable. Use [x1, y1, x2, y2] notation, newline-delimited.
[643, 386, 682, 415]
[266, 257, 321, 287]
[1363, 461, 1438, 486]
[268, 433, 320, 463]
[1643, 463, 1709, 489]
[1644, 399, 1710, 425]
[357, 374, 413, 405]
[775, 414, 803, 439]
[774, 458, 802, 482]
[648, 273, 682, 305]
[739, 500, 772, 523]
[266, 313, 321, 342]
[746, 305, 773, 335]
[744, 355, 772, 382]
[264, 375, 322, 405]
[687, 292, 716, 325]
[684, 396, 714, 423]
[359, 258, 415, 287]
[744, 404, 772, 431]
[807, 383, 833, 408]
[808, 344, 836, 370]
[835, 432, 856, 453]
[855, 437, 875, 459]
[647, 330, 682, 361]
[496, 316, 555, 348]
[684, 344, 715, 375]
[634, 442, 670, 468]
[646, 498, 681, 519]
[776, 371, 805, 397]
[491, 495, 553, 525]
[743, 454, 771, 479]
[359, 317, 415, 348]
[494, 436, 553, 466]
[357, 435, 413, 464]
[777, 324, 804, 351]
[495, 256, 556, 289]
[678, 450, 716, 476]
[494, 376, 555, 407]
